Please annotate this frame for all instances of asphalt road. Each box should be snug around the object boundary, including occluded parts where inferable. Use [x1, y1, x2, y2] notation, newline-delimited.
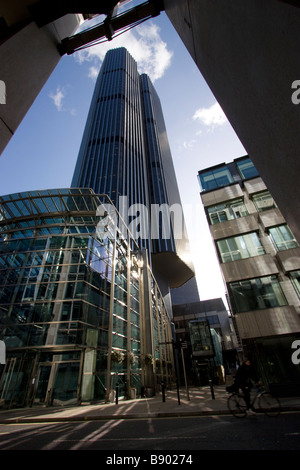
[0, 412, 299, 453]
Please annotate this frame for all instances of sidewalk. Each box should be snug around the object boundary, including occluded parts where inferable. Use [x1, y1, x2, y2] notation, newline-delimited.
[0, 386, 299, 424]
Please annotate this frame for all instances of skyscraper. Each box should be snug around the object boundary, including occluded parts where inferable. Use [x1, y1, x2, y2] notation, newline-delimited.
[72, 47, 197, 312]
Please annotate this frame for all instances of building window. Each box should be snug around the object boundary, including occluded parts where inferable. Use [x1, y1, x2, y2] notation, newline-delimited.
[198, 165, 233, 192]
[236, 158, 259, 180]
[217, 232, 265, 263]
[268, 225, 298, 251]
[252, 191, 276, 212]
[207, 199, 248, 225]
[290, 271, 300, 299]
[229, 275, 287, 313]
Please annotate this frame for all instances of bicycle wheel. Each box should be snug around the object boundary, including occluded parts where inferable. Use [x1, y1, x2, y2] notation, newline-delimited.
[258, 392, 281, 417]
[227, 393, 247, 418]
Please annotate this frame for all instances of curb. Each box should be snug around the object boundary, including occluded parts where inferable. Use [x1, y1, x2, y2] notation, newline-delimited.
[0, 408, 231, 424]
[1, 406, 300, 424]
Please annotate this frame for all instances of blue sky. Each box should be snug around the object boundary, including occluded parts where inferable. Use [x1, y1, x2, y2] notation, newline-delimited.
[0, 7, 246, 305]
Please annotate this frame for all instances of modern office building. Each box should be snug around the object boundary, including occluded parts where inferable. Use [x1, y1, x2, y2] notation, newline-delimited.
[0, 46, 196, 409]
[71, 47, 197, 314]
[0, 189, 175, 408]
[198, 156, 300, 395]
[172, 298, 238, 386]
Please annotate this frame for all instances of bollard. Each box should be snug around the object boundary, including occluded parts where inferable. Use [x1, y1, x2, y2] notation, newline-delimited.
[115, 382, 119, 404]
[176, 378, 181, 405]
[209, 379, 215, 400]
[161, 381, 166, 402]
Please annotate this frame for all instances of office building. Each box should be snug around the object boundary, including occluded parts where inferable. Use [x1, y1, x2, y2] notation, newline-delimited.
[172, 298, 238, 386]
[71, 47, 197, 313]
[198, 156, 300, 395]
[0, 47, 197, 409]
[0, 189, 175, 408]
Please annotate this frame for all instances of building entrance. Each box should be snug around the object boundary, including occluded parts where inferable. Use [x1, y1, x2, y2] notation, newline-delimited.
[33, 357, 81, 406]
[0, 351, 82, 408]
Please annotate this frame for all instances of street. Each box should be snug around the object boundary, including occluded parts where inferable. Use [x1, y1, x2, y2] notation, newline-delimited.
[0, 412, 299, 452]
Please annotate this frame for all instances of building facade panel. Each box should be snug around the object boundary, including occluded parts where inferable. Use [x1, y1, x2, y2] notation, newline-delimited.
[201, 183, 244, 208]
[235, 306, 300, 339]
[258, 208, 286, 230]
[221, 254, 279, 283]
[243, 177, 267, 196]
[276, 247, 300, 273]
[210, 214, 259, 241]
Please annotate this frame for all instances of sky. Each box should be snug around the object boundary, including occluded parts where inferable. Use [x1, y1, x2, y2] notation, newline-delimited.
[0, 5, 246, 307]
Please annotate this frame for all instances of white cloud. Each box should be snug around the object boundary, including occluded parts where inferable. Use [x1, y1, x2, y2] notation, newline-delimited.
[193, 102, 228, 129]
[75, 21, 173, 82]
[49, 86, 65, 111]
[183, 139, 197, 149]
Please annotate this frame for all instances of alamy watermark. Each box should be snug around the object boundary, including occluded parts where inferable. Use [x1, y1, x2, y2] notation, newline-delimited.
[291, 80, 300, 104]
[0, 340, 5, 365]
[95, 196, 198, 242]
[291, 340, 300, 365]
[0, 80, 6, 104]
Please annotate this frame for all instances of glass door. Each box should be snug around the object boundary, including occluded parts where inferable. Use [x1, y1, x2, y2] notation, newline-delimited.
[34, 364, 52, 405]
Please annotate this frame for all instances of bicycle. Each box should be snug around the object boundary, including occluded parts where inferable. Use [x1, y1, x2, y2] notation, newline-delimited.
[227, 384, 281, 418]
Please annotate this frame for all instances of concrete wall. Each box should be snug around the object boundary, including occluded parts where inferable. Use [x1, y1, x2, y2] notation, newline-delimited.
[0, 14, 82, 154]
[164, 0, 300, 244]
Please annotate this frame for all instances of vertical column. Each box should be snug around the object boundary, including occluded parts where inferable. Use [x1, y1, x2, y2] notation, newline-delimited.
[105, 234, 117, 402]
[141, 249, 155, 392]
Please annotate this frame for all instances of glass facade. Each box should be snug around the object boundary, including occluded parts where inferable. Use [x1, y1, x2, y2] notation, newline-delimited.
[71, 47, 195, 297]
[71, 48, 180, 256]
[229, 275, 287, 313]
[198, 165, 234, 192]
[199, 157, 259, 193]
[217, 232, 265, 263]
[0, 189, 174, 408]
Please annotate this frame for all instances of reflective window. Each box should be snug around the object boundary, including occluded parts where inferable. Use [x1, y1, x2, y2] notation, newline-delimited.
[217, 232, 265, 263]
[290, 271, 300, 299]
[198, 165, 233, 191]
[229, 275, 287, 313]
[269, 225, 298, 251]
[207, 199, 248, 225]
[252, 191, 277, 212]
[236, 158, 259, 180]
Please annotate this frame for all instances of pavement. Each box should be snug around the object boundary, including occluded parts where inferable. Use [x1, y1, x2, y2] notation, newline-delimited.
[0, 385, 300, 424]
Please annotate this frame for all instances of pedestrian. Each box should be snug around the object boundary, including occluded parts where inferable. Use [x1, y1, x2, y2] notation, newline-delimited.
[235, 358, 258, 414]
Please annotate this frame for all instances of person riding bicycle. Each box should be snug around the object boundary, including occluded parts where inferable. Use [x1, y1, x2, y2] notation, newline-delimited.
[235, 358, 259, 414]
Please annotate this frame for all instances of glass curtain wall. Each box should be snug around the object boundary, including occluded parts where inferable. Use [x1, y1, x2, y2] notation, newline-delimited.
[0, 189, 174, 408]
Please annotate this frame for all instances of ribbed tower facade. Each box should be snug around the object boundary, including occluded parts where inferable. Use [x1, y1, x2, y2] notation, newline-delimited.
[72, 48, 195, 307]
[72, 47, 149, 218]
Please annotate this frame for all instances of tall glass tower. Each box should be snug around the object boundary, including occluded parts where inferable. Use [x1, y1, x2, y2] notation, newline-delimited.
[72, 48, 196, 309]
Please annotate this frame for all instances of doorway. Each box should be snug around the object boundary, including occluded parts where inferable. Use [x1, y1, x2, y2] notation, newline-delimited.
[33, 357, 81, 406]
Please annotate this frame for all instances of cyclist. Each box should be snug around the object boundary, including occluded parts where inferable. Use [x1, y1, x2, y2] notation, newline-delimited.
[235, 358, 259, 414]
